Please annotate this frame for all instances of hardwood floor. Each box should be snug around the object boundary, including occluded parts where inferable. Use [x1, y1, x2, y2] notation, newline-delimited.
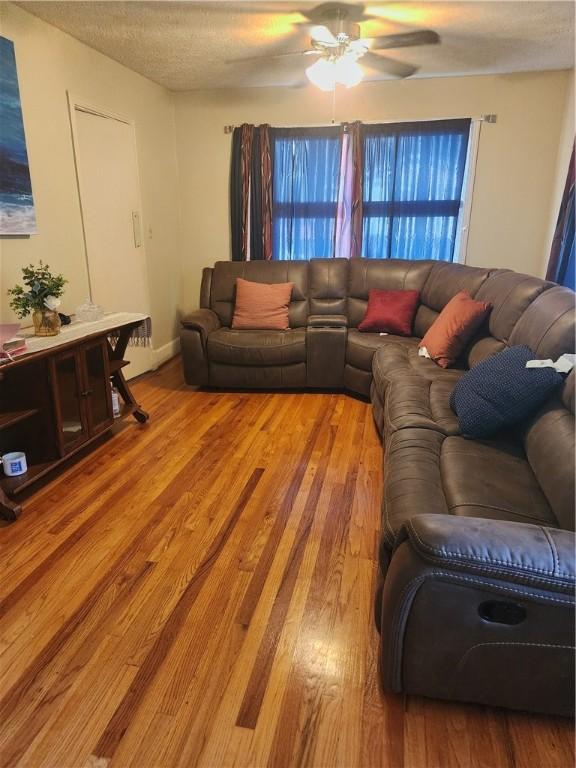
[0, 356, 573, 768]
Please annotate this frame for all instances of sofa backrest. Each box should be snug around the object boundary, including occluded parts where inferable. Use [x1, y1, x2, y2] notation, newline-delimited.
[348, 259, 434, 328]
[523, 371, 575, 532]
[413, 262, 495, 337]
[465, 271, 554, 367]
[510, 286, 575, 531]
[509, 285, 576, 360]
[209, 261, 309, 327]
[202, 261, 574, 361]
[309, 258, 349, 316]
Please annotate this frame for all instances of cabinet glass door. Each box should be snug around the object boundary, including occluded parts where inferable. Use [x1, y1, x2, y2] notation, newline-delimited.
[84, 341, 113, 434]
[53, 352, 87, 454]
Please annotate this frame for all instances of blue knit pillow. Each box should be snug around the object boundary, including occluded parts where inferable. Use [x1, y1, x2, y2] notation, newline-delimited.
[450, 345, 564, 438]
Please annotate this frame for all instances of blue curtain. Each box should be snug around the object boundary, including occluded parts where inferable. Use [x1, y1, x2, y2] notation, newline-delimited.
[269, 120, 470, 262]
[559, 196, 575, 290]
[362, 120, 471, 261]
[271, 127, 341, 260]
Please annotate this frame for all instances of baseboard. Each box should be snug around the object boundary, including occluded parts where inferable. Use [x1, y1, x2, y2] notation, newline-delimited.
[153, 337, 180, 369]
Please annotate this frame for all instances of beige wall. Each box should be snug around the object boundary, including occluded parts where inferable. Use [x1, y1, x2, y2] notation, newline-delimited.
[0, 3, 182, 349]
[544, 68, 575, 276]
[175, 70, 572, 312]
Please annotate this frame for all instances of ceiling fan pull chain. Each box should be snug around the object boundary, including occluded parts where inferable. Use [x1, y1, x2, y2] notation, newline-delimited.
[331, 83, 337, 124]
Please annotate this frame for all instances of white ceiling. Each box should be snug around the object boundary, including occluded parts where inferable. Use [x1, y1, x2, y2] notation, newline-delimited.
[17, 1, 576, 90]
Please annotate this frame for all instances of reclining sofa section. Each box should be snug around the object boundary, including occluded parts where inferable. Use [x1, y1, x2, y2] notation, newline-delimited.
[181, 257, 499, 395]
[181, 258, 576, 717]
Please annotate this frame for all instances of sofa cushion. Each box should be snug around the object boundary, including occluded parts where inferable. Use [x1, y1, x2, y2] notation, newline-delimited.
[523, 371, 575, 532]
[209, 361, 307, 389]
[381, 428, 557, 558]
[383, 378, 460, 437]
[346, 329, 418, 372]
[232, 278, 293, 330]
[372, 343, 465, 395]
[382, 428, 450, 554]
[450, 345, 564, 438]
[419, 291, 492, 368]
[207, 328, 306, 367]
[441, 436, 557, 527]
[358, 289, 420, 335]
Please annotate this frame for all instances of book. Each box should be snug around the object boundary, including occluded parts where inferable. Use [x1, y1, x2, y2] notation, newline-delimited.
[3, 338, 26, 353]
[0, 324, 26, 359]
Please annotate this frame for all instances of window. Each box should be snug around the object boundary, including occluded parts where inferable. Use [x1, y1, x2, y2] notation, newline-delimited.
[362, 120, 471, 262]
[270, 119, 471, 262]
[271, 127, 341, 261]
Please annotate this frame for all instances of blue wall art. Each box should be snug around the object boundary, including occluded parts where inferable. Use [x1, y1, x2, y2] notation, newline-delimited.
[0, 36, 36, 235]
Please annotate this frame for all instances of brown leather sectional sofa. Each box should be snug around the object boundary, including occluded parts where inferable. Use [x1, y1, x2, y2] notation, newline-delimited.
[181, 258, 575, 717]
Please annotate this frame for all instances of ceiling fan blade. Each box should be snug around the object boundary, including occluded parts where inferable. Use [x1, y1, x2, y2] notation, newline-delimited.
[366, 30, 440, 50]
[289, 79, 312, 90]
[363, 52, 418, 79]
[191, 3, 303, 14]
[227, 50, 319, 64]
[302, 3, 371, 23]
[234, 53, 314, 89]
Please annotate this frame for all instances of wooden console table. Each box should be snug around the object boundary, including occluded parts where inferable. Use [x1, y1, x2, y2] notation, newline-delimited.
[0, 314, 150, 522]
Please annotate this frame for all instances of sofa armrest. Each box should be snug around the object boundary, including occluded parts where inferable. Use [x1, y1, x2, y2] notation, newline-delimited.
[180, 309, 220, 386]
[180, 309, 221, 344]
[399, 515, 575, 594]
[307, 314, 348, 328]
[379, 514, 575, 713]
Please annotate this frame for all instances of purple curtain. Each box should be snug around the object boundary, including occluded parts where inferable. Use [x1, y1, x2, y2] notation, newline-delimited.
[334, 122, 363, 258]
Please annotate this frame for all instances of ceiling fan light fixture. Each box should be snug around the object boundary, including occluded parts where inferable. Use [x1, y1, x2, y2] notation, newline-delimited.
[306, 57, 337, 91]
[334, 55, 364, 87]
[306, 53, 364, 91]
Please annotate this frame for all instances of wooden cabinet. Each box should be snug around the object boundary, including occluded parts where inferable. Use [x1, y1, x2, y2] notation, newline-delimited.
[51, 340, 114, 455]
[0, 320, 148, 521]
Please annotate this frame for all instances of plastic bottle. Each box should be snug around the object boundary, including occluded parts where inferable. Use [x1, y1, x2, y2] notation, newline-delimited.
[111, 385, 121, 418]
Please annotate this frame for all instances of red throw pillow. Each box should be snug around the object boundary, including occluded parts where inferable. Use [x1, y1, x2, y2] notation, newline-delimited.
[358, 289, 420, 336]
[419, 290, 492, 368]
[232, 278, 293, 330]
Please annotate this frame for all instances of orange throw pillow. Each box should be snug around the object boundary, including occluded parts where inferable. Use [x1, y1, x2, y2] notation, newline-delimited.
[419, 290, 492, 368]
[232, 278, 293, 330]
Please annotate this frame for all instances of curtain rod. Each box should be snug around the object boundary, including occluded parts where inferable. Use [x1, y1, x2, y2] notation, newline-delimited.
[223, 114, 497, 133]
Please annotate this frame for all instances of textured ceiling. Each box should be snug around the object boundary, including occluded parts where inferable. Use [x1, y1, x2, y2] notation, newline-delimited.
[17, 1, 575, 90]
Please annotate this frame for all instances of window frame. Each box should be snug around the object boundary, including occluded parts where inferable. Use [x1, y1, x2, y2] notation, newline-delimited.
[269, 118, 478, 263]
[453, 118, 481, 264]
[360, 118, 473, 263]
[270, 125, 342, 262]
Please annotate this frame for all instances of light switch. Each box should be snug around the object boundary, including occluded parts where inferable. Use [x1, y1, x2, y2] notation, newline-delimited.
[132, 210, 142, 248]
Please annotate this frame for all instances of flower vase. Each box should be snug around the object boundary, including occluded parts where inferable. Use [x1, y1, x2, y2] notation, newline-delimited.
[33, 309, 61, 337]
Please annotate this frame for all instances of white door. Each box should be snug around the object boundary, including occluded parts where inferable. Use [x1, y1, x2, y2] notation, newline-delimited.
[73, 105, 154, 379]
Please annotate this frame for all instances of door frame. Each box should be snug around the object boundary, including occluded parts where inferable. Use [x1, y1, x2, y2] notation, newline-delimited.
[66, 92, 152, 322]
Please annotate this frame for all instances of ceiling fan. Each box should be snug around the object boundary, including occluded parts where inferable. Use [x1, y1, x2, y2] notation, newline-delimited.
[229, 2, 440, 90]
